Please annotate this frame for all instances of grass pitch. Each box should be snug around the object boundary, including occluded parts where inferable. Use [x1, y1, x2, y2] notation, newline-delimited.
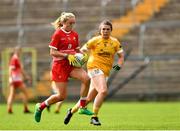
[0, 102, 180, 130]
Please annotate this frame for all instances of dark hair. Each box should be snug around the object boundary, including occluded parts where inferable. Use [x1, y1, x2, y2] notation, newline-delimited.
[99, 20, 113, 31]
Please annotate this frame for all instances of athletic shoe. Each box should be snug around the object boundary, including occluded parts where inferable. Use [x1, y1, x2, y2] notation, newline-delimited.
[8, 109, 13, 114]
[78, 108, 94, 115]
[24, 110, 32, 114]
[54, 110, 59, 114]
[90, 117, 101, 126]
[34, 103, 42, 122]
[64, 108, 73, 125]
[46, 106, 50, 112]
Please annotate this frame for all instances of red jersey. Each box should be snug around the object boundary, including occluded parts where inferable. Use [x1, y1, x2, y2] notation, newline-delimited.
[9, 54, 23, 82]
[49, 28, 79, 61]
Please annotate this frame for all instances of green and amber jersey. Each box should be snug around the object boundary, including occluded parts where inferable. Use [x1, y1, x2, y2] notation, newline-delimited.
[83, 35, 123, 76]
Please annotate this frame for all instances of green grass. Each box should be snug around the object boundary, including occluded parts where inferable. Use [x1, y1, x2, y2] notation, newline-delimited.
[0, 102, 180, 130]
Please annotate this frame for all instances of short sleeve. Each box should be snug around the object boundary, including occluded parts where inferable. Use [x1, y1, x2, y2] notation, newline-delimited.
[9, 55, 21, 69]
[49, 31, 60, 50]
[115, 39, 123, 53]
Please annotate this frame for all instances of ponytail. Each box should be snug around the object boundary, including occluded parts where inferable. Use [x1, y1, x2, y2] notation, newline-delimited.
[51, 12, 75, 30]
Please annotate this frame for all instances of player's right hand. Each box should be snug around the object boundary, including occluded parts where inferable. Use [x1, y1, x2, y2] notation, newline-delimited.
[67, 54, 79, 66]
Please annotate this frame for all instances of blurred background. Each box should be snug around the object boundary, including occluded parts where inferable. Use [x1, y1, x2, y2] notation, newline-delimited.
[0, 0, 180, 103]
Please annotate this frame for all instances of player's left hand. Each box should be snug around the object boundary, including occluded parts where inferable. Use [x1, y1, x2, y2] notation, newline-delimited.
[67, 54, 79, 66]
[113, 64, 121, 71]
[82, 53, 89, 64]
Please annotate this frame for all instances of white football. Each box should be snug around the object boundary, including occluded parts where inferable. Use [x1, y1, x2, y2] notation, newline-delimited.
[74, 53, 84, 67]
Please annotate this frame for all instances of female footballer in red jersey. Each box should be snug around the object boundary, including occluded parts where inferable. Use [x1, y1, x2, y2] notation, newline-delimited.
[7, 46, 31, 114]
[34, 12, 93, 123]
[64, 20, 124, 125]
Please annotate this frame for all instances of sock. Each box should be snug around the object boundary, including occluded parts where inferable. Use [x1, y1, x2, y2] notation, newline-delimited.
[92, 107, 99, 117]
[45, 101, 49, 106]
[40, 101, 48, 110]
[80, 97, 86, 108]
[71, 104, 79, 114]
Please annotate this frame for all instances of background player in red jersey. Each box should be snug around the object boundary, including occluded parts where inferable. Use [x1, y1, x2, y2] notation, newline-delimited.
[34, 12, 93, 123]
[7, 46, 31, 114]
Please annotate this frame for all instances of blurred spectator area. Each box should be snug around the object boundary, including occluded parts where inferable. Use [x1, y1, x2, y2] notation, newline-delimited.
[0, 0, 180, 101]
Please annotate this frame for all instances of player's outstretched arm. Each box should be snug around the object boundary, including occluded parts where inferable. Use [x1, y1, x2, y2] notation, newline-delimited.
[113, 51, 124, 71]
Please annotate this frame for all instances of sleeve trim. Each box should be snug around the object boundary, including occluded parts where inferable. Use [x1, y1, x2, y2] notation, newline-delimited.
[49, 45, 57, 50]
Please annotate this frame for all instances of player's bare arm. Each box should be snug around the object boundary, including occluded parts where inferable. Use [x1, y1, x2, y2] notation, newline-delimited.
[50, 48, 67, 58]
[117, 51, 124, 66]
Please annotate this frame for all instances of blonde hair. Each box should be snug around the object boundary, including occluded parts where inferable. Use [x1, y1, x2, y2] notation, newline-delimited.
[51, 12, 75, 29]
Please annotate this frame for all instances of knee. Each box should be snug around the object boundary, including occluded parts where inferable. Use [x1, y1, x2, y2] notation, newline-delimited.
[7, 98, 12, 104]
[81, 75, 90, 84]
[56, 94, 66, 101]
[99, 89, 108, 97]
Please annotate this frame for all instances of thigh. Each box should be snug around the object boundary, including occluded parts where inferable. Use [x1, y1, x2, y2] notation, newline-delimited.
[70, 68, 89, 81]
[88, 69, 107, 92]
[18, 83, 28, 95]
[9, 85, 16, 96]
[51, 81, 58, 94]
[91, 74, 107, 93]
